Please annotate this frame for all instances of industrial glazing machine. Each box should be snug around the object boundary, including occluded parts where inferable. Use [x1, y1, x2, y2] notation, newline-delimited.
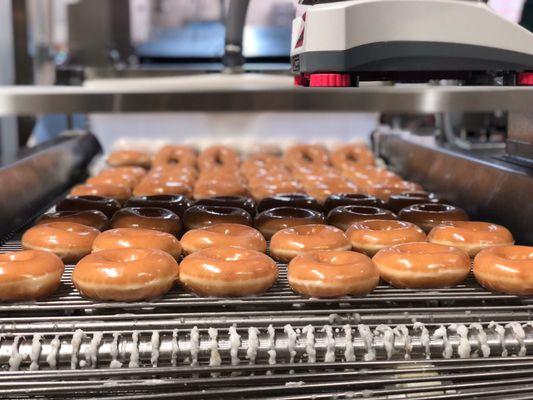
[2, 1, 533, 399]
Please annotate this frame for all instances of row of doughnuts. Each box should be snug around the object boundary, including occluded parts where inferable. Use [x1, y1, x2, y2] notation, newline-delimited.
[100, 144, 422, 202]
[7, 213, 531, 302]
[2, 142, 532, 303]
[38, 190, 469, 242]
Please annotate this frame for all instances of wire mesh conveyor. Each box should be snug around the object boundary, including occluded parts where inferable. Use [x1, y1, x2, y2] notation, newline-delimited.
[3, 239, 533, 399]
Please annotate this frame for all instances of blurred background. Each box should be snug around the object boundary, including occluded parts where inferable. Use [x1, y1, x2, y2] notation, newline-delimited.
[1, 0, 532, 150]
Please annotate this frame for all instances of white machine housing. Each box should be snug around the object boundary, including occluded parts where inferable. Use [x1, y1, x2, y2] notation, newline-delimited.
[291, 0, 533, 74]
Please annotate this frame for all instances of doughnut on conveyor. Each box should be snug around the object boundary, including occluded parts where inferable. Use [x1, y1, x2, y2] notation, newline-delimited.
[1, 130, 533, 400]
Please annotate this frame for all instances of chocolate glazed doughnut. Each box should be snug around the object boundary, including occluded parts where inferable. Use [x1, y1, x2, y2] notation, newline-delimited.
[56, 196, 121, 219]
[183, 205, 252, 230]
[254, 207, 325, 240]
[110, 207, 182, 236]
[194, 196, 256, 216]
[125, 195, 193, 218]
[257, 193, 322, 213]
[36, 210, 108, 231]
[385, 191, 440, 214]
[323, 193, 384, 214]
[399, 203, 468, 233]
[327, 205, 397, 231]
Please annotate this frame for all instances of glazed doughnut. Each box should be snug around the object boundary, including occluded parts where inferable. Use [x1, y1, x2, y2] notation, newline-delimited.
[288, 250, 379, 298]
[183, 205, 252, 230]
[303, 179, 358, 203]
[270, 224, 351, 263]
[347, 219, 426, 256]
[36, 210, 108, 231]
[89, 167, 147, 188]
[399, 203, 469, 233]
[197, 145, 240, 171]
[284, 144, 330, 169]
[323, 193, 384, 214]
[194, 196, 256, 216]
[385, 191, 440, 214]
[254, 207, 325, 240]
[148, 165, 197, 186]
[180, 223, 267, 254]
[193, 178, 248, 199]
[107, 150, 151, 169]
[87, 172, 139, 189]
[105, 166, 147, 181]
[179, 246, 277, 296]
[373, 242, 470, 289]
[125, 195, 193, 218]
[248, 181, 303, 201]
[331, 143, 375, 169]
[257, 193, 322, 213]
[70, 183, 132, 204]
[153, 145, 197, 168]
[110, 207, 182, 236]
[134, 177, 193, 198]
[327, 205, 396, 231]
[22, 222, 100, 263]
[73, 248, 179, 301]
[341, 165, 402, 187]
[56, 195, 121, 219]
[0, 250, 64, 301]
[428, 221, 514, 257]
[365, 182, 423, 201]
[93, 228, 182, 259]
[474, 245, 533, 295]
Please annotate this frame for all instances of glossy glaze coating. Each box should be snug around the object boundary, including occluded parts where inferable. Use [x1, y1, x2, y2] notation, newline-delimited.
[93, 228, 182, 259]
[197, 145, 240, 171]
[373, 242, 470, 289]
[107, 150, 151, 168]
[194, 196, 256, 216]
[110, 207, 182, 236]
[87, 172, 138, 189]
[323, 193, 384, 214]
[327, 205, 396, 231]
[303, 179, 358, 203]
[385, 192, 440, 214]
[254, 207, 325, 240]
[183, 205, 252, 230]
[181, 223, 266, 254]
[70, 183, 132, 204]
[256, 193, 322, 213]
[22, 222, 100, 263]
[56, 195, 121, 219]
[153, 145, 197, 168]
[103, 166, 147, 180]
[365, 182, 423, 201]
[179, 246, 278, 296]
[36, 210, 108, 231]
[474, 245, 533, 295]
[193, 178, 248, 200]
[288, 250, 379, 298]
[125, 195, 193, 218]
[270, 224, 351, 263]
[346, 219, 427, 256]
[0, 250, 64, 301]
[429, 221, 514, 257]
[284, 144, 330, 169]
[73, 248, 179, 301]
[399, 203, 469, 233]
[133, 178, 193, 197]
[330, 143, 375, 169]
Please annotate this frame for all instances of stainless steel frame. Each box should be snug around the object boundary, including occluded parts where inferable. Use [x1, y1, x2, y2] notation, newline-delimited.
[4, 84, 533, 115]
[375, 130, 533, 244]
[0, 132, 100, 240]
